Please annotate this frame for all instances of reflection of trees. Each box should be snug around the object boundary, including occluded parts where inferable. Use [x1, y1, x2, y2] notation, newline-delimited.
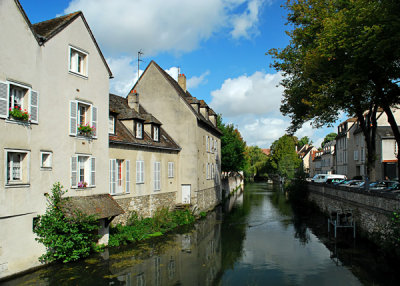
[213, 183, 253, 284]
[270, 190, 293, 218]
[292, 217, 310, 245]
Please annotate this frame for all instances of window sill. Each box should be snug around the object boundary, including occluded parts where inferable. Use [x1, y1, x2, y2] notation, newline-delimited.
[68, 70, 88, 79]
[40, 167, 52, 171]
[5, 119, 31, 125]
[136, 182, 144, 185]
[5, 183, 30, 188]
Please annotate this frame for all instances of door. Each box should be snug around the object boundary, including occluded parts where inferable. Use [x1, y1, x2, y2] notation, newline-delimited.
[181, 184, 191, 204]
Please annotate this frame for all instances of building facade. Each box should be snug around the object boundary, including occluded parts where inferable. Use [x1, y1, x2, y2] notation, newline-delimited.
[132, 61, 222, 212]
[0, 0, 115, 278]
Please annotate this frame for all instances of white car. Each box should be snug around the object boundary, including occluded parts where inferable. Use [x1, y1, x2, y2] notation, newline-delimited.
[312, 174, 347, 183]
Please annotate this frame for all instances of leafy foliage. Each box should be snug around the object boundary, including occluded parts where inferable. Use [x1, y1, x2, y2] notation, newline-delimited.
[244, 146, 270, 180]
[109, 207, 196, 247]
[33, 183, 99, 263]
[321, 132, 337, 148]
[270, 135, 302, 179]
[297, 136, 312, 149]
[217, 115, 247, 172]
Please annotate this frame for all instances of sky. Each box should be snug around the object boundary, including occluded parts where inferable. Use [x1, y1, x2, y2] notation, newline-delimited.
[20, 0, 341, 149]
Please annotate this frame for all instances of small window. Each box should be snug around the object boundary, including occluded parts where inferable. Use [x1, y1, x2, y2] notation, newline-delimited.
[40, 151, 52, 169]
[136, 121, 143, 139]
[109, 115, 115, 134]
[5, 149, 30, 186]
[70, 101, 97, 138]
[9, 84, 27, 111]
[168, 162, 174, 178]
[153, 125, 159, 141]
[69, 46, 88, 77]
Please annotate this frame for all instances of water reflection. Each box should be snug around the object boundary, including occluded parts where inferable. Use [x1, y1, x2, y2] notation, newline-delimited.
[4, 182, 400, 286]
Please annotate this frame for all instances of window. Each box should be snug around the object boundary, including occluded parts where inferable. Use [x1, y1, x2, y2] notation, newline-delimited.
[361, 148, 365, 162]
[109, 115, 115, 134]
[40, 151, 52, 169]
[136, 121, 143, 139]
[206, 163, 209, 179]
[109, 159, 130, 194]
[71, 155, 95, 188]
[153, 125, 159, 141]
[395, 142, 398, 155]
[69, 46, 88, 77]
[0, 81, 39, 123]
[154, 162, 161, 191]
[354, 150, 359, 161]
[168, 162, 174, 178]
[211, 163, 214, 179]
[136, 160, 144, 183]
[69, 100, 97, 137]
[5, 149, 30, 186]
[206, 136, 209, 152]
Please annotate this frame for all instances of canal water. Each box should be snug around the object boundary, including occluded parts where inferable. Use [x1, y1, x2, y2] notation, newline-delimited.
[3, 182, 400, 285]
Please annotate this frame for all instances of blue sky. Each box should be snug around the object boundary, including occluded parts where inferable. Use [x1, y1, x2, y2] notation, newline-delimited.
[20, 0, 339, 148]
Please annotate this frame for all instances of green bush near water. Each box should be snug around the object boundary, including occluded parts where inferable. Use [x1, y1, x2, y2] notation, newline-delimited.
[33, 183, 99, 263]
[109, 207, 196, 247]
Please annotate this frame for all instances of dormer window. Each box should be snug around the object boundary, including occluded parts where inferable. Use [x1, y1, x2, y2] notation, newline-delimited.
[135, 121, 143, 139]
[109, 115, 115, 134]
[153, 125, 159, 141]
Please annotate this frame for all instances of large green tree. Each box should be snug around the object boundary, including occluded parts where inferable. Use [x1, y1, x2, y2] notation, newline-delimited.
[245, 145, 270, 180]
[217, 116, 247, 172]
[321, 132, 337, 148]
[269, 0, 400, 179]
[270, 135, 302, 179]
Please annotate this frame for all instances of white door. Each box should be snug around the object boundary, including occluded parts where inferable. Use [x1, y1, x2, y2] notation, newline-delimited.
[181, 185, 191, 204]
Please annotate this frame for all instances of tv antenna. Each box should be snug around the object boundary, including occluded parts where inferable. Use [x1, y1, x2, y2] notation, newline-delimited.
[137, 49, 144, 82]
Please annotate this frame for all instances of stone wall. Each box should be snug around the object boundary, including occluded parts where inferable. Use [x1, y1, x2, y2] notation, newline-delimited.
[308, 183, 400, 234]
[196, 185, 221, 212]
[112, 191, 177, 225]
[221, 172, 244, 199]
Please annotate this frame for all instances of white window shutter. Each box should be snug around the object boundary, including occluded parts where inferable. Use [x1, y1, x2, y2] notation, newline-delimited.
[91, 106, 97, 137]
[136, 161, 140, 182]
[126, 160, 130, 193]
[110, 159, 117, 194]
[71, 156, 78, 188]
[0, 81, 9, 119]
[90, 157, 96, 186]
[29, 90, 39, 123]
[70, 101, 77, 136]
[109, 160, 113, 194]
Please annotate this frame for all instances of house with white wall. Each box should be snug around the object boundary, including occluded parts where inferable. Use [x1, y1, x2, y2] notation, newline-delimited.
[0, 0, 121, 278]
[132, 61, 222, 212]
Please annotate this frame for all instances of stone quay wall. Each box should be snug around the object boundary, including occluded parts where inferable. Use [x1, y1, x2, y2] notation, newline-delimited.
[196, 185, 222, 213]
[221, 172, 244, 199]
[112, 191, 177, 225]
[307, 182, 400, 234]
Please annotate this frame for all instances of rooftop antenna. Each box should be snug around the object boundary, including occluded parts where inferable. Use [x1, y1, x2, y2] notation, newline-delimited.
[137, 49, 144, 82]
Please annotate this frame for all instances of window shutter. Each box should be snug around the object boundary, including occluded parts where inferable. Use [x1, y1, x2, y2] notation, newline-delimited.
[29, 90, 39, 123]
[70, 101, 77, 135]
[110, 159, 117, 194]
[136, 161, 140, 183]
[92, 106, 97, 137]
[71, 156, 78, 187]
[126, 160, 130, 193]
[90, 157, 96, 186]
[0, 81, 9, 119]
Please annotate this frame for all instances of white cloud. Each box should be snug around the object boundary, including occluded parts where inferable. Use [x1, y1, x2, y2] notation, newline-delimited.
[187, 71, 210, 89]
[165, 67, 179, 81]
[231, 0, 263, 39]
[210, 71, 284, 117]
[64, 0, 265, 55]
[107, 56, 138, 95]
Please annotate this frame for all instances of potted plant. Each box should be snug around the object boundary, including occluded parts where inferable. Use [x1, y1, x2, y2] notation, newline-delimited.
[78, 123, 95, 136]
[78, 181, 87, 188]
[9, 106, 29, 121]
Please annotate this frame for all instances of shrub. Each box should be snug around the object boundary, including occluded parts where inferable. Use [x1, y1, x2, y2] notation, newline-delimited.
[33, 183, 99, 263]
[109, 207, 195, 247]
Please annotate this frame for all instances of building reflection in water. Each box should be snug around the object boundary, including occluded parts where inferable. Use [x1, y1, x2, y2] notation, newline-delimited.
[108, 211, 222, 286]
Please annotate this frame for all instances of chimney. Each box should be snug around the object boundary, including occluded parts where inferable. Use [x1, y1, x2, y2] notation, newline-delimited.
[128, 89, 139, 112]
[178, 73, 186, 92]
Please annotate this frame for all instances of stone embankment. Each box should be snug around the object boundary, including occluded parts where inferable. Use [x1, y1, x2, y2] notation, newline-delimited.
[307, 182, 400, 235]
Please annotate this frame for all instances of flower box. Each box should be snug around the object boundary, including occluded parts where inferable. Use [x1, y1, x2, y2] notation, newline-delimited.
[78, 181, 87, 188]
[78, 123, 95, 137]
[9, 107, 29, 121]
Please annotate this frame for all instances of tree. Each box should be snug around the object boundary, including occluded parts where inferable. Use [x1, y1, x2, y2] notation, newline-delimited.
[268, 0, 400, 180]
[34, 183, 99, 263]
[244, 145, 270, 180]
[270, 135, 302, 179]
[217, 115, 247, 172]
[321, 133, 337, 148]
[297, 136, 312, 149]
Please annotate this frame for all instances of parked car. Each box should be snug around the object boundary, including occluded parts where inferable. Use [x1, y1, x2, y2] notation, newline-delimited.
[369, 181, 397, 191]
[312, 174, 347, 183]
[338, 180, 363, 187]
[326, 178, 346, 185]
